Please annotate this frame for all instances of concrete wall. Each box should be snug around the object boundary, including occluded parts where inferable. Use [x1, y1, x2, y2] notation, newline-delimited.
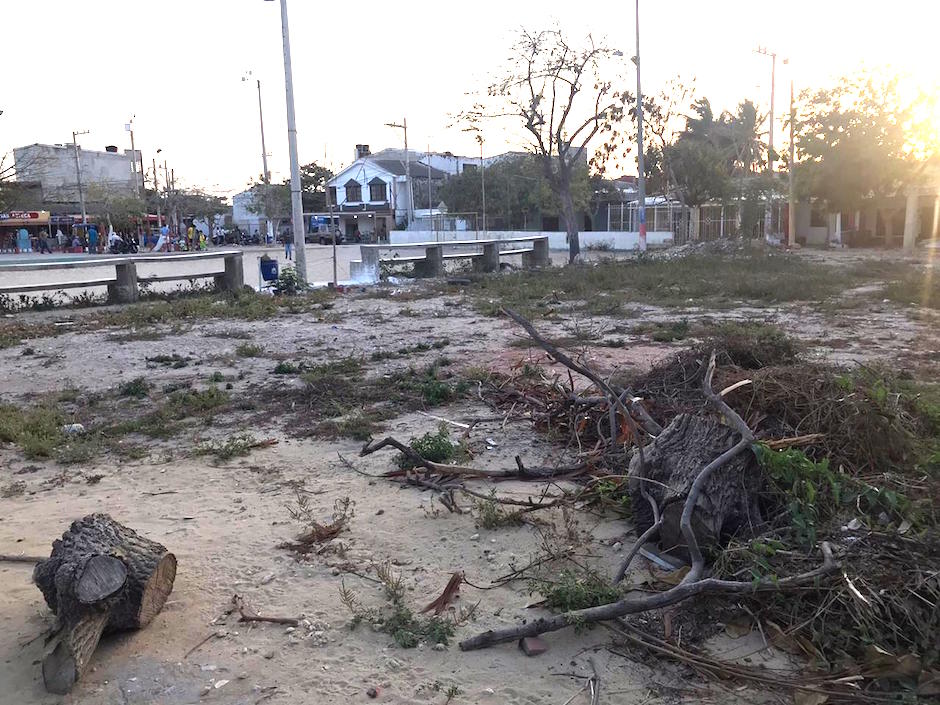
[14, 143, 142, 202]
[388, 230, 674, 250]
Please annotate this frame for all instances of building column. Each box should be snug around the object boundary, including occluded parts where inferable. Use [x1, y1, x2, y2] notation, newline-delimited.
[932, 195, 939, 240]
[903, 190, 919, 253]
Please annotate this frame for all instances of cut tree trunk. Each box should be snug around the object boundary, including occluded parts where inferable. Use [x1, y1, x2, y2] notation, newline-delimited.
[628, 413, 762, 561]
[33, 514, 177, 695]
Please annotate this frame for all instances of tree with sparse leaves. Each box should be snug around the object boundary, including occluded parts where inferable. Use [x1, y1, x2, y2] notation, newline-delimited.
[468, 28, 631, 262]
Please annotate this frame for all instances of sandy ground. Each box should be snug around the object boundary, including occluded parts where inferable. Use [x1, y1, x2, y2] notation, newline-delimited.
[1, 251, 938, 705]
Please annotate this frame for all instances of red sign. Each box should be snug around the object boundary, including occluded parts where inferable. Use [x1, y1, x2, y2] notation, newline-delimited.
[0, 211, 41, 220]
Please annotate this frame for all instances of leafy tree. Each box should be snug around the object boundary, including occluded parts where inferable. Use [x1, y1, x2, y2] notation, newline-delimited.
[174, 188, 229, 232]
[438, 154, 589, 229]
[299, 161, 334, 211]
[85, 183, 147, 232]
[247, 160, 333, 217]
[467, 28, 631, 261]
[793, 72, 928, 211]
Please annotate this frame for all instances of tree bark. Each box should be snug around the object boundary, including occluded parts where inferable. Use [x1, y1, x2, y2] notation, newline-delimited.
[628, 414, 762, 562]
[561, 186, 580, 263]
[33, 514, 176, 694]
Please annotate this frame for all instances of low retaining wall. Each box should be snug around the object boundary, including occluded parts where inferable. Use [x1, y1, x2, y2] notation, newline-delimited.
[389, 230, 673, 250]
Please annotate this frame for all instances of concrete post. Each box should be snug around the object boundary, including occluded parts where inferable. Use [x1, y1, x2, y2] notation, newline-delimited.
[107, 261, 139, 304]
[903, 190, 919, 253]
[360, 246, 380, 282]
[215, 253, 245, 292]
[532, 237, 550, 266]
[421, 245, 443, 277]
[474, 242, 499, 273]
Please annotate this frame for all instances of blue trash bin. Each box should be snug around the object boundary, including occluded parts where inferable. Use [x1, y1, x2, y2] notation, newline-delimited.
[260, 258, 279, 284]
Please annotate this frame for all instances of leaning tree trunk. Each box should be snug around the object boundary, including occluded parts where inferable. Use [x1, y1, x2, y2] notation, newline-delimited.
[628, 414, 762, 562]
[33, 514, 177, 694]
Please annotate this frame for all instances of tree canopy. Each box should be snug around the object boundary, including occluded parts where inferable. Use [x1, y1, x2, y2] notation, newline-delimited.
[793, 73, 929, 211]
[438, 154, 590, 229]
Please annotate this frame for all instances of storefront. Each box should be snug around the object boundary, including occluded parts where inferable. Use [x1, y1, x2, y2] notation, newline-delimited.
[0, 210, 50, 252]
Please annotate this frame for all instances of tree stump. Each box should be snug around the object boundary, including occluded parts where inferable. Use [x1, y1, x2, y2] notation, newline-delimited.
[33, 514, 177, 694]
[628, 414, 762, 562]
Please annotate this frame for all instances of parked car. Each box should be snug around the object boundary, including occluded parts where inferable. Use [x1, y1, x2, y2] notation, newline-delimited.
[307, 227, 345, 245]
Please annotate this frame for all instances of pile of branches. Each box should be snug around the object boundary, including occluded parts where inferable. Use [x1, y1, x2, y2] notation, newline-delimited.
[466, 310, 937, 700]
[355, 307, 938, 700]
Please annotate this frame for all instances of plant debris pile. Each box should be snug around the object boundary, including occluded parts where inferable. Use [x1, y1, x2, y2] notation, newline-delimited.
[466, 319, 939, 695]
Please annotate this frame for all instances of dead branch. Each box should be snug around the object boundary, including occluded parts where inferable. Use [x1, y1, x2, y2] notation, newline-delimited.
[229, 594, 300, 627]
[502, 307, 662, 438]
[458, 542, 836, 650]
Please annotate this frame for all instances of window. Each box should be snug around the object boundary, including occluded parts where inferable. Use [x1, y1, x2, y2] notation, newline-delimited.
[368, 177, 387, 202]
[344, 179, 361, 202]
[327, 186, 337, 206]
[462, 163, 478, 173]
[810, 207, 827, 227]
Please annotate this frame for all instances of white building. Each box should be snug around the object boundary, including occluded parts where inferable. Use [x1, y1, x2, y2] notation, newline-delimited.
[325, 146, 449, 239]
[232, 189, 270, 239]
[323, 145, 526, 239]
[13, 142, 143, 203]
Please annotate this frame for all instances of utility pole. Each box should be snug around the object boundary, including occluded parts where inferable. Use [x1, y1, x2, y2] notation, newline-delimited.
[267, 0, 307, 283]
[256, 79, 271, 183]
[385, 118, 412, 227]
[756, 47, 777, 238]
[325, 180, 337, 287]
[788, 77, 796, 248]
[634, 0, 647, 251]
[479, 135, 486, 236]
[126, 118, 139, 197]
[71, 130, 89, 227]
[427, 144, 433, 233]
[153, 158, 162, 236]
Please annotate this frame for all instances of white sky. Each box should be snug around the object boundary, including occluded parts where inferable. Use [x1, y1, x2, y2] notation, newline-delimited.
[2, 0, 938, 198]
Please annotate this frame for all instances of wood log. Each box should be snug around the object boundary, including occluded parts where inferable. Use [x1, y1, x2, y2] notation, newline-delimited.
[628, 414, 762, 561]
[33, 514, 176, 694]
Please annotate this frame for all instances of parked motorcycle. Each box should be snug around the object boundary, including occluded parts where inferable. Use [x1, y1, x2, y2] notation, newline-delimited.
[108, 233, 139, 255]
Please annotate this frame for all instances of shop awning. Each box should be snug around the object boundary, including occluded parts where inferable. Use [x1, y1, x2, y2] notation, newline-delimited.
[0, 210, 50, 227]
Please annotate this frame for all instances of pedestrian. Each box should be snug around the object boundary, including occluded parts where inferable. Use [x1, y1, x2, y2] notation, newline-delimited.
[283, 229, 293, 260]
[152, 224, 169, 253]
[55, 228, 66, 251]
[38, 228, 53, 254]
[199, 230, 207, 251]
[87, 225, 99, 253]
[16, 227, 31, 253]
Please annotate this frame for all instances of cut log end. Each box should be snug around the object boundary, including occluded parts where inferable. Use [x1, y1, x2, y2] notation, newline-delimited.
[42, 611, 109, 695]
[137, 553, 177, 628]
[76, 555, 127, 605]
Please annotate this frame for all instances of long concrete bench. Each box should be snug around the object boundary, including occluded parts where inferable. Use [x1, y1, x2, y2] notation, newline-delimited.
[349, 235, 550, 281]
[0, 251, 244, 304]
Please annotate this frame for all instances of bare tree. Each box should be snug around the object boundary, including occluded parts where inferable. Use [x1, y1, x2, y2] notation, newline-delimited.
[469, 29, 630, 262]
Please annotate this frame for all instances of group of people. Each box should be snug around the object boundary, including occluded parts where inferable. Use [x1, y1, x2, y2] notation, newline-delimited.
[146, 224, 209, 253]
[6, 226, 99, 254]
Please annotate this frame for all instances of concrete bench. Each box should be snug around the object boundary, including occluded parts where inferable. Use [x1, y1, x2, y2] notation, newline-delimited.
[0, 251, 244, 304]
[350, 236, 549, 281]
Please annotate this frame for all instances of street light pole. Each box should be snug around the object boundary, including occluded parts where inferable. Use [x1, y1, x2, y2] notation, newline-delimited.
[385, 119, 412, 227]
[267, 0, 307, 283]
[126, 117, 139, 197]
[634, 0, 647, 251]
[756, 47, 777, 237]
[72, 130, 89, 227]
[788, 77, 796, 249]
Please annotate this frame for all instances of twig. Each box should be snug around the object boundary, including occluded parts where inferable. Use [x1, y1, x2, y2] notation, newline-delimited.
[230, 594, 300, 627]
[417, 410, 471, 429]
[184, 631, 221, 659]
[0, 554, 45, 563]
